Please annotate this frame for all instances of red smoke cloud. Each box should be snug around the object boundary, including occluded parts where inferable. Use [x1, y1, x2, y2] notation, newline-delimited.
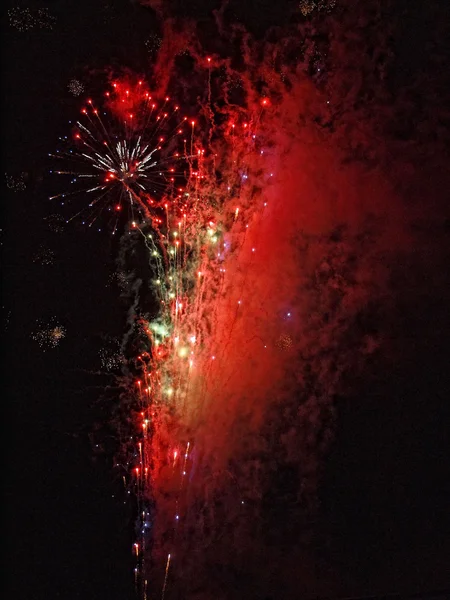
[126, 2, 448, 597]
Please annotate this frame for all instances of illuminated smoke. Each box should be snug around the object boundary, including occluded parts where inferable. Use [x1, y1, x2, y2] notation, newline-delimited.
[61, 2, 439, 595]
[121, 8, 417, 595]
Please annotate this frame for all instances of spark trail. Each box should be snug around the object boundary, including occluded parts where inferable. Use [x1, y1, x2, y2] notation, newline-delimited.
[53, 73, 270, 598]
[117, 102, 269, 598]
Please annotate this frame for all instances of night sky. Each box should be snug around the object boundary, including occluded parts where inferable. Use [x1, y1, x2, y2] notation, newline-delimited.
[2, 1, 450, 599]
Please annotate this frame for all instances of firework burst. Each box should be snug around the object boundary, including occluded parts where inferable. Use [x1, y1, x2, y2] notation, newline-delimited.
[44, 213, 66, 233]
[145, 33, 162, 55]
[31, 318, 66, 351]
[99, 337, 123, 371]
[50, 79, 200, 231]
[8, 7, 56, 31]
[33, 244, 55, 266]
[68, 78, 84, 97]
[5, 172, 27, 192]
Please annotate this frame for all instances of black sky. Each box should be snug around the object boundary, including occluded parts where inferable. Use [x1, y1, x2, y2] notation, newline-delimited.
[2, 1, 450, 599]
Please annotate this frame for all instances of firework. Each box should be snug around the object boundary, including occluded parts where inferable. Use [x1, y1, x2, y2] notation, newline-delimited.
[101, 1, 119, 24]
[45, 213, 66, 233]
[116, 109, 266, 597]
[68, 79, 84, 97]
[5, 172, 27, 192]
[99, 348, 123, 371]
[145, 33, 162, 55]
[32, 319, 66, 350]
[109, 269, 133, 292]
[57, 66, 269, 598]
[34, 7, 56, 29]
[50, 79, 199, 228]
[8, 7, 56, 31]
[228, 75, 244, 90]
[99, 337, 123, 371]
[3, 307, 11, 331]
[298, 0, 336, 17]
[52, 7, 405, 594]
[176, 48, 191, 58]
[276, 333, 293, 351]
[33, 245, 55, 266]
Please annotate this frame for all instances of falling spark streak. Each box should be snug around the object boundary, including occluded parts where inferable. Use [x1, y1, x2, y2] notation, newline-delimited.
[161, 553, 171, 600]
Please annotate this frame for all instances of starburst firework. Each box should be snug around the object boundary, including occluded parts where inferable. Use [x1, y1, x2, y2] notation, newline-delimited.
[50, 79, 199, 228]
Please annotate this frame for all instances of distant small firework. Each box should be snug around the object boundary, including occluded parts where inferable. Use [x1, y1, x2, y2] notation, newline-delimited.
[34, 7, 56, 28]
[33, 245, 55, 266]
[45, 213, 66, 233]
[276, 334, 293, 351]
[109, 270, 132, 291]
[299, 0, 316, 16]
[101, 1, 118, 24]
[298, 0, 336, 17]
[8, 7, 34, 31]
[227, 75, 244, 90]
[99, 337, 123, 371]
[2, 307, 11, 331]
[145, 33, 162, 55]
[32, 319, 66, 350]
[68, 79, 84, 97]
[8, 7, 56, 31]
[5, 172, 27, 192]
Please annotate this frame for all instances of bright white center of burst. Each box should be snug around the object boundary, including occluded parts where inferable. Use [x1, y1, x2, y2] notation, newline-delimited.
[86, 136, 158, 185]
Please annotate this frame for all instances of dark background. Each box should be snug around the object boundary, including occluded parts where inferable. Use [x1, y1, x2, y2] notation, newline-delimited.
[2, 1, 450, 599]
